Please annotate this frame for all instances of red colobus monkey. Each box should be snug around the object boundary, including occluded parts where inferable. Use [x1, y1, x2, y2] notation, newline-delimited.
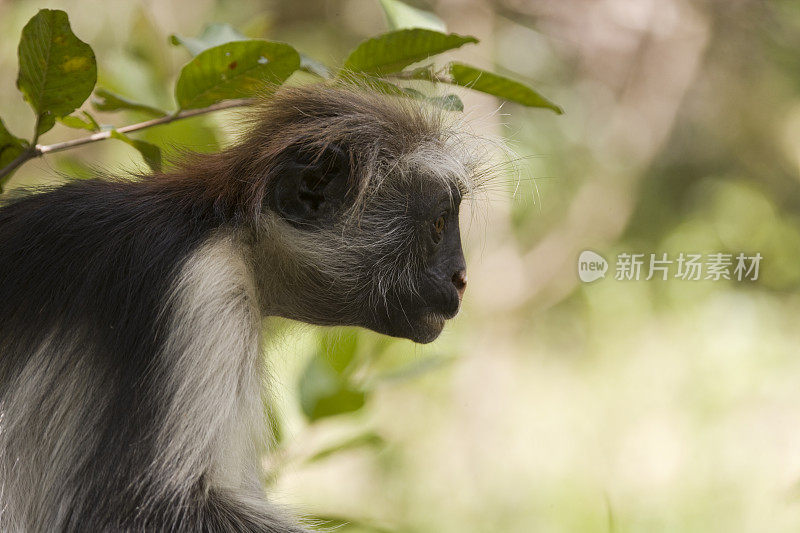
[0, 84, 480, 532]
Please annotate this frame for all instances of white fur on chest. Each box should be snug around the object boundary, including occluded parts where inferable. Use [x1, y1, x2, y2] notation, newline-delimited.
[156, 232, 266, 495]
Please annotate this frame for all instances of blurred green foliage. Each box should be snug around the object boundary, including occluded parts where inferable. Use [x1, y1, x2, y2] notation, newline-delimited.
[2, 0, 800, 532]
[0, 3, 558, 189]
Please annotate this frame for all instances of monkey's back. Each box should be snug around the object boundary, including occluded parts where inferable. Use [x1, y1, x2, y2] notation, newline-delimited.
[0, 178, 227, 529]
[0, 178, 222, 371]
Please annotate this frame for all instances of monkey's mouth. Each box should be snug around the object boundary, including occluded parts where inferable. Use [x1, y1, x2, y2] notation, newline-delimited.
[407, 312, 446, 344]
[422, 311, 447, 328]
[375, 292, 460, 344]
[417, 304, 458, 341]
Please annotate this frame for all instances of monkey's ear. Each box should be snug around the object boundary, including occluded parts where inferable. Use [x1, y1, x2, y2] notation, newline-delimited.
[273, 144, 351, 225]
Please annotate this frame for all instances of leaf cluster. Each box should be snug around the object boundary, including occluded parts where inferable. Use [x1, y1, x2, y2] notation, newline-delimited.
[0, 1, 561, 191]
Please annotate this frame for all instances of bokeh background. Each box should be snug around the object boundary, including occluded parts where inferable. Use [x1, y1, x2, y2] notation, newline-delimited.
[3, 0, 800, 531]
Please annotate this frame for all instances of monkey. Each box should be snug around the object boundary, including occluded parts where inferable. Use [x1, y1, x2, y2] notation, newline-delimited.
[0, 83, 483, 532]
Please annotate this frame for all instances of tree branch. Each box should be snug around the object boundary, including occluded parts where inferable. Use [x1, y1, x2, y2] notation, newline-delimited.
[0, 98, 253, 183]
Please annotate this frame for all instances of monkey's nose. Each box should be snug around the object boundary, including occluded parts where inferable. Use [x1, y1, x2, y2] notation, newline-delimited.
[451, 269, 467, 299]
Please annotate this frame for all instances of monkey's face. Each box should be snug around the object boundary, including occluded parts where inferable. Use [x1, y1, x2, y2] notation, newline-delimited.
[267, 143, 469, 344]
[361, 184, 468, 344]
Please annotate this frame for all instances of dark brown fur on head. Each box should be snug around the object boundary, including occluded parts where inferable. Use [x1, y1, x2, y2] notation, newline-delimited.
[172, 84, 475, 221]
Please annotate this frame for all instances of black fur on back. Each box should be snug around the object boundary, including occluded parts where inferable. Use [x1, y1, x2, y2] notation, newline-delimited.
[0, 176, 255, 529]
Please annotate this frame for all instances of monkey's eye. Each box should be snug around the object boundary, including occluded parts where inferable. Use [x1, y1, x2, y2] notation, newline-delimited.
[432, 215, 446, 242]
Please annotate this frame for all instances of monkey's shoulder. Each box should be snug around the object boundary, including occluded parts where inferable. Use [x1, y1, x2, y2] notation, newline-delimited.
[0, 178, 224, 331]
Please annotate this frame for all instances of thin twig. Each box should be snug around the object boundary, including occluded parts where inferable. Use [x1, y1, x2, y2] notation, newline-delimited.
[0, 98, 253, 182]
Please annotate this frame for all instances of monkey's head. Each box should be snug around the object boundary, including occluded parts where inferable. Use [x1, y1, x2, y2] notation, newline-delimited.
[229, 85, 487, 343]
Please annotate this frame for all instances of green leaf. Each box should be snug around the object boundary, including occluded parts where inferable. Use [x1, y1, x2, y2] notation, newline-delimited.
[298, 354, 366, 422]
[175, 40, 300, 110]
[170, 23, 247, 57]
[306, 431, 385, 463]
[109, 130, 162, 172]
[402, 88, 463, 111]
[172, 23, 330, 79]
[429, 94, 463, 111]
[378, 0, 447, 32]
[447, 62, 563, 114]
[92, 88, 167, 117]
[343, 29, 477, 75]
[0, 118, 29, 189]
[172, 23, 331, 80]
[16, 9, 97, 136]
[58, 110, 99, 131]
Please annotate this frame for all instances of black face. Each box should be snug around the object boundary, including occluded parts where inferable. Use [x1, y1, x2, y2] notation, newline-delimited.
[272, 144, 468, 344]
[367, 188, 467, 343]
